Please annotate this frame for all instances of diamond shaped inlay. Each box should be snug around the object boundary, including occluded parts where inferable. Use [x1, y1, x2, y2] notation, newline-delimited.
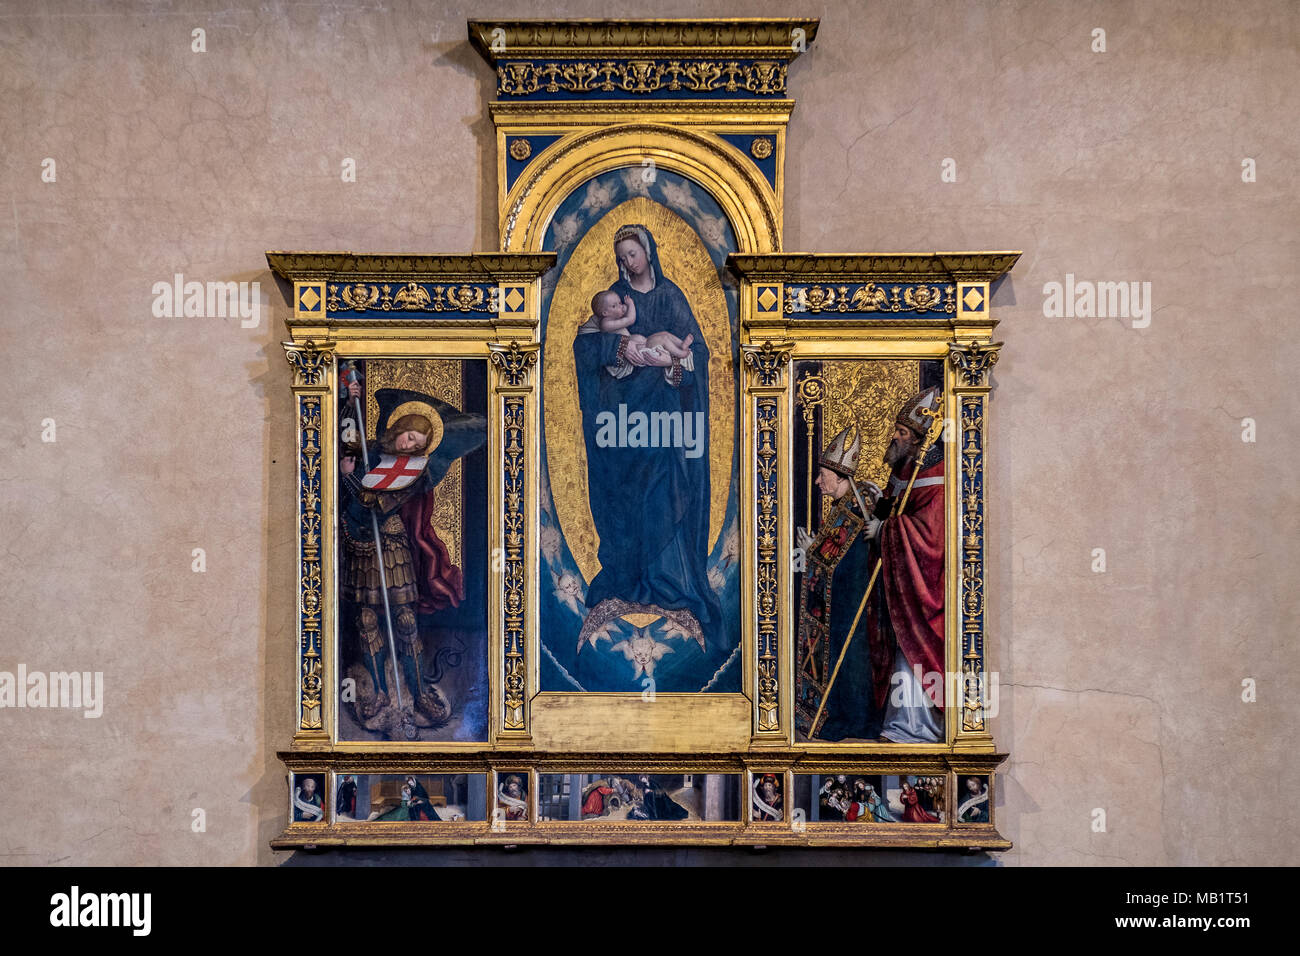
[962, 287, 985, 310]
[504, 287, 525, 312]
[757, 287, 778, 311]
[299, 287, 321, 310]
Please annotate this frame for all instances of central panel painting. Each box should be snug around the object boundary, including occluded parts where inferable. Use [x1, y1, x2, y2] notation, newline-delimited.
[538, 167, 741, 694]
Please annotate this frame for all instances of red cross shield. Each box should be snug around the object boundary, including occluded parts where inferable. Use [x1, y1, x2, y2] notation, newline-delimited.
[360, 455, 428, 490]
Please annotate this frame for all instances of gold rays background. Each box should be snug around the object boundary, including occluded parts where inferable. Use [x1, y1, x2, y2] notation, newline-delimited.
[543, 197, 734, 585]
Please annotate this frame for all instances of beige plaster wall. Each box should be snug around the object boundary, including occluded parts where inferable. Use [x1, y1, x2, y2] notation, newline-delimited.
[1, 0, 1295, 866]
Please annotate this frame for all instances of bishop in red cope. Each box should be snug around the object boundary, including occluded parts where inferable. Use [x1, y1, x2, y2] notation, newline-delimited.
[866, 387, 946, 743]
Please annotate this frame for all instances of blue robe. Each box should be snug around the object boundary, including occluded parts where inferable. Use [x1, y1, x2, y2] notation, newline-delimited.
[572, 225, 720, 645]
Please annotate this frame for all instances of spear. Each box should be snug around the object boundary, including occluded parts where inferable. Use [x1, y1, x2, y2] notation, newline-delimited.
[342, 365, 403, 711]
[808, 406, 944, 739]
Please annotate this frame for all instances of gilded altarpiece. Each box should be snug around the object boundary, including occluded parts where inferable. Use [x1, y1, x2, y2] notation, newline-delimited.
[271, 18, 1016, 850]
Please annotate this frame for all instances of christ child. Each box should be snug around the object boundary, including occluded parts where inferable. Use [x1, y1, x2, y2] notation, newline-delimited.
[590, 289, 694, 370]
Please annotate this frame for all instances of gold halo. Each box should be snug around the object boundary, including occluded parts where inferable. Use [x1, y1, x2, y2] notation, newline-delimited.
[385, 400, 443, 455]
[544, 195, 734, 585]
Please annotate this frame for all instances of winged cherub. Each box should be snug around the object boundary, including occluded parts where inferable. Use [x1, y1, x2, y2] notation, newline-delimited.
[551, 568, 586, 617]
[610, 627, 675, 681]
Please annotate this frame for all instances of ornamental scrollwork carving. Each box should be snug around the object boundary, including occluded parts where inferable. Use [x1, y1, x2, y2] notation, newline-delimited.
[327, 282, 498, 314]
[489, 341, 541, 389]
[502, 393, 527, 731]
[949, 341, 1003, 388]
[959, 395, 987, 733]
[741, 340, 792, 389]
[784, 283, 956, 315]
[298, 396, 324, 730]
[284, 340, 335, 389]
[497, 59, 788, 97]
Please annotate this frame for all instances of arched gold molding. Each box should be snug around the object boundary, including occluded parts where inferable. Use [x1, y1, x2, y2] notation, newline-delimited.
[500, 123, 781, 255]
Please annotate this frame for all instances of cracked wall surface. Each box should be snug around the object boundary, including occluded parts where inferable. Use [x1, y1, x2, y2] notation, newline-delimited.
[1, 0, 1296, 866]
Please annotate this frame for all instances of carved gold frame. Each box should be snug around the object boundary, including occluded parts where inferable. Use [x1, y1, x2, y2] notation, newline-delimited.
[269, 18, 1017, 851]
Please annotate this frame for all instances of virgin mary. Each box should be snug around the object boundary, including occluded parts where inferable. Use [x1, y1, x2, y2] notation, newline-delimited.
[572, 223, 719, 652]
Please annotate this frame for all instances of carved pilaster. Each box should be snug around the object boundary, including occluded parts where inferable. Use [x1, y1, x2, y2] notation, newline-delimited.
[489, 342, 540, 740]
[742, 341, 791, 737]
[948, 341, 1001, 743]
[284, 340, 335, 740]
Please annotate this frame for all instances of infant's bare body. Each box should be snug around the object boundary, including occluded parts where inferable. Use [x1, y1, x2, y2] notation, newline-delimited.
[590, 290, 693, 368]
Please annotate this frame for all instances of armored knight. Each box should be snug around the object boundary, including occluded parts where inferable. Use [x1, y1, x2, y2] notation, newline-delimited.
[339, 382, 486, 731]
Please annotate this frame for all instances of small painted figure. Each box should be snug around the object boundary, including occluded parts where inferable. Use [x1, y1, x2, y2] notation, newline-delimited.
[404, 775, 441, 821]
[752, 773, 783, 822]
[630, 775, 689, 821]
[497, 774, 528, 821]
[844, 778, 896, 823]
[336, 774, 358, 818]
[292, 777, 324, 822]
[958, 776, 990, 823]
[899, 779, 941, 823]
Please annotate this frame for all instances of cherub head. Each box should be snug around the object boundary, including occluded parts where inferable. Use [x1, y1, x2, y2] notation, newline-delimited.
[610, 627, 675, 680]
[554, 571, 582, 598]
[553, 213, 581, 246]
[695, 213, 727, 249]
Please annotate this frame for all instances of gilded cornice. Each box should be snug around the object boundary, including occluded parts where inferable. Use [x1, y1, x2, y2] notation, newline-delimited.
[488, 99, 797, 119]
[728, 252, 1022, 283]
[266, 252, 556, 283]
[468, 18, 820, 61]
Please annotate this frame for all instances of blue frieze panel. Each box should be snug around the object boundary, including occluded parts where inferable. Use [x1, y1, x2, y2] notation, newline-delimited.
[495, 59, 790, 100]
[784, 283, 956, 317]
[324, 282, 500, 319]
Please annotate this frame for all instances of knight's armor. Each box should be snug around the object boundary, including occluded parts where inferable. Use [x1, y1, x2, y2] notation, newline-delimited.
[340, 452, 446, 726]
